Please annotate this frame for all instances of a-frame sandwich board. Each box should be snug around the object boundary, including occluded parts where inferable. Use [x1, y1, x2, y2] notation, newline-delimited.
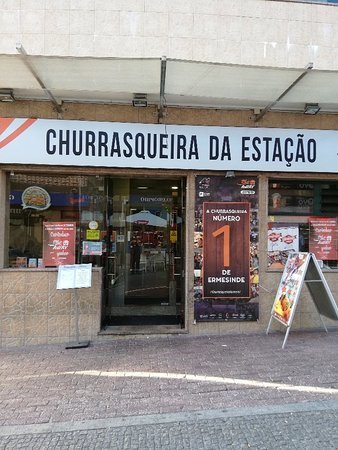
[266, 252, 338, 349]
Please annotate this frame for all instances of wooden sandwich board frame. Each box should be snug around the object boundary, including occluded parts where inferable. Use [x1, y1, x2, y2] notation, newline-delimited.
[266, 252, 338, 349]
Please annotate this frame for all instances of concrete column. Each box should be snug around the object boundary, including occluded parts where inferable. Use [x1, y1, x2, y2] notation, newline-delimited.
[185, 172, 196, 331]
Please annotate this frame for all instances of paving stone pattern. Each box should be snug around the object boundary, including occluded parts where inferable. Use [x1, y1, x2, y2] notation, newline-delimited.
[0, 408, 337, 450]
[0, 330, 337, 448]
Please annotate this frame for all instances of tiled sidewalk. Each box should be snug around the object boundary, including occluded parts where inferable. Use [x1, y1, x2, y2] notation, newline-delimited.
[0, 330, 337, 427]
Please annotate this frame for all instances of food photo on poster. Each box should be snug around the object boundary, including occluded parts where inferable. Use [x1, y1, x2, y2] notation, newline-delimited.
[194, 175, 259, 322]
[267, 222, 303, 269]
[268, 225, 299, 252]
[272, 252, 308, 325]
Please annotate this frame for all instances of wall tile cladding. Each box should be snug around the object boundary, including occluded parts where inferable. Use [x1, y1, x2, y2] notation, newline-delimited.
[1, 0, 338, 68]
[0, 269, 102, 347]
[3, 100, 338, 131]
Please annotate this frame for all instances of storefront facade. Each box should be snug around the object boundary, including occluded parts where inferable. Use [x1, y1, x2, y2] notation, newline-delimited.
[1, 0, 338, 346]
[0, 109, 338, 347]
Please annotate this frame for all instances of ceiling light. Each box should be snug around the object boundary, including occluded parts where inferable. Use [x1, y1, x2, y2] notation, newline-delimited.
[0, 89, 15, 102]
[133, 93, 147, 107]
[225, 171, 235, 178]
[304, 103, 320, 115]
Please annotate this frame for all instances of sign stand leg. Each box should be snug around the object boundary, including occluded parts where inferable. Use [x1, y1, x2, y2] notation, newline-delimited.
[319, 314, 328, 333]
[66, 288, 90, 349]
[266, 315, 273, 335]
[74, 288, 80, 343]
[282, 326, 291, 349]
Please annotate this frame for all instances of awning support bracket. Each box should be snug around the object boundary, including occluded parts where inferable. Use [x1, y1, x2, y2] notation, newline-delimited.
[253, 62, 314, 122]
[16, 43, 63, 114]
[158, 56, 167, 123]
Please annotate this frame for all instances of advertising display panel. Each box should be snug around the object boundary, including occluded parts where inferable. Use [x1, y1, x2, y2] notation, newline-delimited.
[43, 222, 76, 266]
[267, 252, 338, 348]
[309, 217, 338, 260]
[272, 252, 308, 326]
[194, 175, 259, 322]
[82, 241, 103, 256]
[268, 225, 299, 253]
[203, 202, 250, 298]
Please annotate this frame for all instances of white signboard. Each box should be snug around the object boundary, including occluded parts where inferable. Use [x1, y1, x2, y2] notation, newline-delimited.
[1, 117, 338, 172]
[57, 263, 92, 290]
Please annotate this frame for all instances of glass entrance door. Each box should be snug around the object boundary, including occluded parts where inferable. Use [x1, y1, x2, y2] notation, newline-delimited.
[103, 177, 185, 327]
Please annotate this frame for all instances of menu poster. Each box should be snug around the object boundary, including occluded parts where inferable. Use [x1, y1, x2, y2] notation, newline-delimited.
[43, 222, 76, 267]
[272, 252, 309, 326]
[57, 263, 92, 289]
[203, 202, 250, 298]
[309, 217, 338, 260]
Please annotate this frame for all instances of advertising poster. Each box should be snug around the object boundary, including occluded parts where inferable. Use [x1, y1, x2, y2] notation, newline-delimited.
[86, 229, 100, 240]
[82, 241, 103, 256]
[268, 225, 299, 252]
[267, 223, 301, 269]
[309, 217, 338, 260]
[272, 252, 309, 326]
[43, 222, 76, 266]
[203, 202, 250, 298]
[194, 175, 259, 322]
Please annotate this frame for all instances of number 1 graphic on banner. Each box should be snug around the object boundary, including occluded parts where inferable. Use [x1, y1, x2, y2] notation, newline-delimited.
[212, 225, 230, 266]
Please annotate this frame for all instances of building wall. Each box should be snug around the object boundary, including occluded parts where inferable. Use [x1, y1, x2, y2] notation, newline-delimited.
[2, 100, 338, 129]
[1, 0, 338, 70]
[0, 268, 102, 347]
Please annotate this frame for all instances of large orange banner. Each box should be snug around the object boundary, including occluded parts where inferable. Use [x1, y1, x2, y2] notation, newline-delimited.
[203, 202, 250, 298]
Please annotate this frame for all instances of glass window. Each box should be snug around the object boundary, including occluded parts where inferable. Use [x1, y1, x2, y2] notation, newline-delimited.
[268, 180, 338, 270]
[8, 173, 105, 268]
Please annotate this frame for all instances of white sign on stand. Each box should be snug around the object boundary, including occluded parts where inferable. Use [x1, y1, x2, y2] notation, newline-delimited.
[266, 252, 338, 349]
[57, 263, 92, 289]
[57, 264, 92, 348]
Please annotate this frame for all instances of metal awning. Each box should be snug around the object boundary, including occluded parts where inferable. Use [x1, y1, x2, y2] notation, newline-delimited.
[2, 51, 338, 119]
